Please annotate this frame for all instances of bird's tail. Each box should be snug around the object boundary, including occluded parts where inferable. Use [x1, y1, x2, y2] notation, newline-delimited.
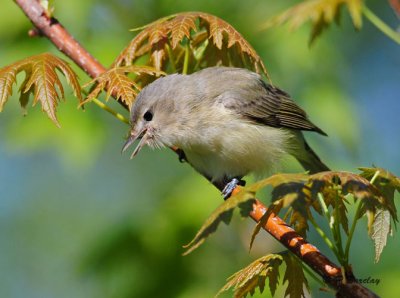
[294, 136, 330, 174]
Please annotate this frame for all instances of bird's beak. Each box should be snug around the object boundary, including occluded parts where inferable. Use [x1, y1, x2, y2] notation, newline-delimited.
[122, 127, 147, 159]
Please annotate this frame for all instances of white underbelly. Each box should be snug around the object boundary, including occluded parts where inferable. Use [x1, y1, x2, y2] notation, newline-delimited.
[181, 122, 294, 182]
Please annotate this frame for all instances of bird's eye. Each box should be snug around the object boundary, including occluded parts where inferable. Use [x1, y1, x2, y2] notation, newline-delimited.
[143, 111, 153, 121]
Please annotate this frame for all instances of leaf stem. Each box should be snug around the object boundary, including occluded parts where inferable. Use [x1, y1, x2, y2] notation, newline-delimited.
[183, 44, 190, 75]
[362, 5, 400, 45]
[343, 198, 362, 264]
[92, 98, 129, 124]
[318, 193, 330, 221]
[316, 192, 345, 265]
[369, 169, 381, 185]
[308, 215, 340, 261]
[333, 191, 345, 264]
[165, 43, 177, 73]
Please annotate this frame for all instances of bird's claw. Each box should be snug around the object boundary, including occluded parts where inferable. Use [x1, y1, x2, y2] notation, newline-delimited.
[177, 149, 187, 163]
[222, 178, 246, 200]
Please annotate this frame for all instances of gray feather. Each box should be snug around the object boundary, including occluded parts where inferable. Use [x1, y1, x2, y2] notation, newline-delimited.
[191, 67, 327, 136]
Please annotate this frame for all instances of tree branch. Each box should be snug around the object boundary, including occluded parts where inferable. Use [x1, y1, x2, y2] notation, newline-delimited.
[14, 0, 128, 109]
[13, 1, 379, 296]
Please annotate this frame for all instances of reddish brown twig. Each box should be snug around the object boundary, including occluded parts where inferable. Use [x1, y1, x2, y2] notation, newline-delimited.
[15, 0, 105, 78]
[13, 1, 379, 297]
[248, 198, 378, 297]
[14, 0, 128, 110]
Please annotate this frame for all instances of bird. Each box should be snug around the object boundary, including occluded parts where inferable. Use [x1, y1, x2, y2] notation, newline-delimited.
[122, 66, 329, 198]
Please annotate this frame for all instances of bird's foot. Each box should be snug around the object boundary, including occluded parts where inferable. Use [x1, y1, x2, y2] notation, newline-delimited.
[222, 178, 246, 200]
[176, 148, 187, 163]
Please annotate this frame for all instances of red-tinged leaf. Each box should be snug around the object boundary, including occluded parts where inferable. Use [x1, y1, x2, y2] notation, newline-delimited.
[283, 253, 309, 298]
[198, 12, 267, 75]
[24, 58, 65, 125]
[151, 40, 167, 71]
[202, 14, 223, 48]
[0, 65, 19, 111]
[18, 67, 33, 115]
[119, 30, 150, 66]
[84, 65, 164, 108]
[148, 22, 169, 45]
[371, 208, 391, 263]
[114, 12, 268, 77]
[170, 14, 198, 48]
[183, 188, 256, 255]
[216, 254, 283, 298]
[0, 53, 82, 127]
[263, 0, 363, 44]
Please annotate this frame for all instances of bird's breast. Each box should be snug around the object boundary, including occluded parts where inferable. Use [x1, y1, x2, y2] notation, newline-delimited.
[177, 116, 293, 184]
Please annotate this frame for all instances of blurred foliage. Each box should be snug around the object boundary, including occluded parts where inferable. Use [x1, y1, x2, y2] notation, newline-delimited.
[263, 0, 363, 44]
[0, 1, 399, 298]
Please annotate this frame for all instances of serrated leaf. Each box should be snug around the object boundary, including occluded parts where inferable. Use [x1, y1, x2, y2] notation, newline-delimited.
[183, 188, 256, 255]
[251, 173, 313, 236]
[18, 67, 32, 115]
[248, 171, 395, 242]
[371, 208, 391, 263]
[244, 174, 308, 249]
[217, 254, 283, 298]
[310, 171, 392, 234]
[0, 53, 82, 126]
[359, 167, 399, 223]
[170, 14, 198, 48]
[0, 65, 19, 111]
[114, 12, 267, 76]
[263, 0, 363, 44]
[83, 65, 164, 108]
[282, 253, 309, 298]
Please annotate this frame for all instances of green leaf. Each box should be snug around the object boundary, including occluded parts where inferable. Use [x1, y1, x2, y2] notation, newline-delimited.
[282, 253, 309, 298]
[216, 254, 283, 298]
[310, 171, 389, 234]
[371, 208, 391, 263]
[359, 167, 399, 223]
[182, 188, 256, 255]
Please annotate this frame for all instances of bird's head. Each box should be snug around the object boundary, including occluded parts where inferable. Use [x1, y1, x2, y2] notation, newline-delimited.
[122, 74, 186, 158]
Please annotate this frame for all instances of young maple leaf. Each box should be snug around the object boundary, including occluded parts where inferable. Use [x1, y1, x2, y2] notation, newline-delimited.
[114, 12, 268, 76]
[83, 65, 164, 109]
[0, 52, 82, 127]
[217, 254, 283, 298]
[182, 187, 256, 256]
[359, 167, 400, 262]
[263, 0, 363, 44]
[282, 253, 310, 298]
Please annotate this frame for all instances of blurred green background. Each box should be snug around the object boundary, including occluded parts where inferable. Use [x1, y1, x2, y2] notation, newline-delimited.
[0, 1, 399, 297]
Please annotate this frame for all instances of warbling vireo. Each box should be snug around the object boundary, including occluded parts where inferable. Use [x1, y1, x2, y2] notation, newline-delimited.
[122, 67, 329, 197]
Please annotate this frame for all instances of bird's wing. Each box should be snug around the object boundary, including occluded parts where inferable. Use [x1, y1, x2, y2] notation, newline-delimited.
[219, 78, 327, 136]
